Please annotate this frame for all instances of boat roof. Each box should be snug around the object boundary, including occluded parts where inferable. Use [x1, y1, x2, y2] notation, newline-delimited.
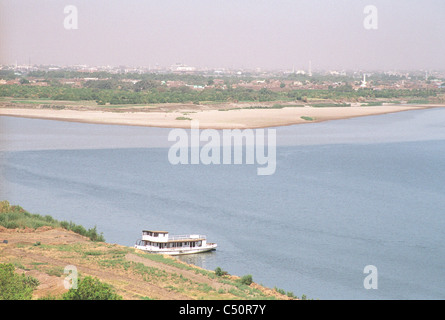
[143, 230, 169, 234]
[167, 238, 206, 243]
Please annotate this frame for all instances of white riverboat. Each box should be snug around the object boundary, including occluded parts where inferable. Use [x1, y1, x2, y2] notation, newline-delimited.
[135, 230, 217, 255]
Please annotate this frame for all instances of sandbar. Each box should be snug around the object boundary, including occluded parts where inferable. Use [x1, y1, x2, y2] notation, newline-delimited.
[0, 104, 441, 129]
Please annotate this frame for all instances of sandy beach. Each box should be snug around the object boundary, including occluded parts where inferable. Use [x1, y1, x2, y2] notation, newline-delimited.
[0, 104, 440, 129]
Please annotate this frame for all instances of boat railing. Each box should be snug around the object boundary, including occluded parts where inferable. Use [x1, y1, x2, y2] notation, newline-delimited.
[168, 234, 206, 241]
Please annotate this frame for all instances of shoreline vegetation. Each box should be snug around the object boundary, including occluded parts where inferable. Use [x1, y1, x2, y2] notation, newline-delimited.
[0, 200, 297, 300]
[0, 201, 104, 242]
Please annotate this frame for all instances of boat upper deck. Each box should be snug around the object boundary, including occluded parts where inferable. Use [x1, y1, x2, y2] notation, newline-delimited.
[142, 230, 206, 243]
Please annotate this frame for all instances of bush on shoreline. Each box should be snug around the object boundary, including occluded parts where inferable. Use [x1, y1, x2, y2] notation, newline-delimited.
[239, 274, 253, 286]
[214, 266, 228, 277]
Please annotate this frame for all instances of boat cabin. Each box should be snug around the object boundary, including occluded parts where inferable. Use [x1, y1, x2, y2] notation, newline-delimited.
[139, 230, 207, 250]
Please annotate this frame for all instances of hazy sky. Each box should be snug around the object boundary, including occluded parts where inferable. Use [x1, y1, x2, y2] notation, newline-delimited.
[1, 0, 444, 70]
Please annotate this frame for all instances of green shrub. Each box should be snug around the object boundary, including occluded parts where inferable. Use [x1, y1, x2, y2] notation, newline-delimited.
[60, 221, 69, 229]
[240, 274, 253, 286]
[62, 276, 122, 300]
[0, 263, 40, 300]
[214, 267, 228, 277]
[85, 226, 105, 242]
[274, 287, 286, 295]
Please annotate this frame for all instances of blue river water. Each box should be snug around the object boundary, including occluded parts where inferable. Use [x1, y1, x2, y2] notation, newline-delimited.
[1, 107, 444, 299]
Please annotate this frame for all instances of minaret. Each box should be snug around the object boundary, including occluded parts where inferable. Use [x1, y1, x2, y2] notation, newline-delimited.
[361, 74, 367, 87]
[308, 60, 312, 77]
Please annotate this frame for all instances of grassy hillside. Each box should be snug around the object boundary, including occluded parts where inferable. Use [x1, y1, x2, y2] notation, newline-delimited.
[0, 200, 294, 300]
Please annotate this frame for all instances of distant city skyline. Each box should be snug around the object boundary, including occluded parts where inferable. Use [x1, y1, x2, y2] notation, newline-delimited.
[5, 62, 445, 76]
[1, 0, 445, 71]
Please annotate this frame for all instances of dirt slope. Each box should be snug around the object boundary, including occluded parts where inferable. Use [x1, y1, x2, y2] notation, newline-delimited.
[0, 227, 292, 300]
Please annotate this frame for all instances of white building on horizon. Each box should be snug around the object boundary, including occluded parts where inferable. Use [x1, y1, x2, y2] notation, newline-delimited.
[360, 74, 367, 87]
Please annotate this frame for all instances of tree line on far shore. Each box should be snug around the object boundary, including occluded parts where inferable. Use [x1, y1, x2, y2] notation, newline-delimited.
[0, 81, 440, 106]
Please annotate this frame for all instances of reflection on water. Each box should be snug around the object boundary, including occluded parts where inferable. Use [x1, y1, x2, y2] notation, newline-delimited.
[176, 251, 218, 271]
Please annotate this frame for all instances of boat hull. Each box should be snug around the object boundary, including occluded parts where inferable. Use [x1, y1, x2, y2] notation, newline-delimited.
[135, 243, 217, 256]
